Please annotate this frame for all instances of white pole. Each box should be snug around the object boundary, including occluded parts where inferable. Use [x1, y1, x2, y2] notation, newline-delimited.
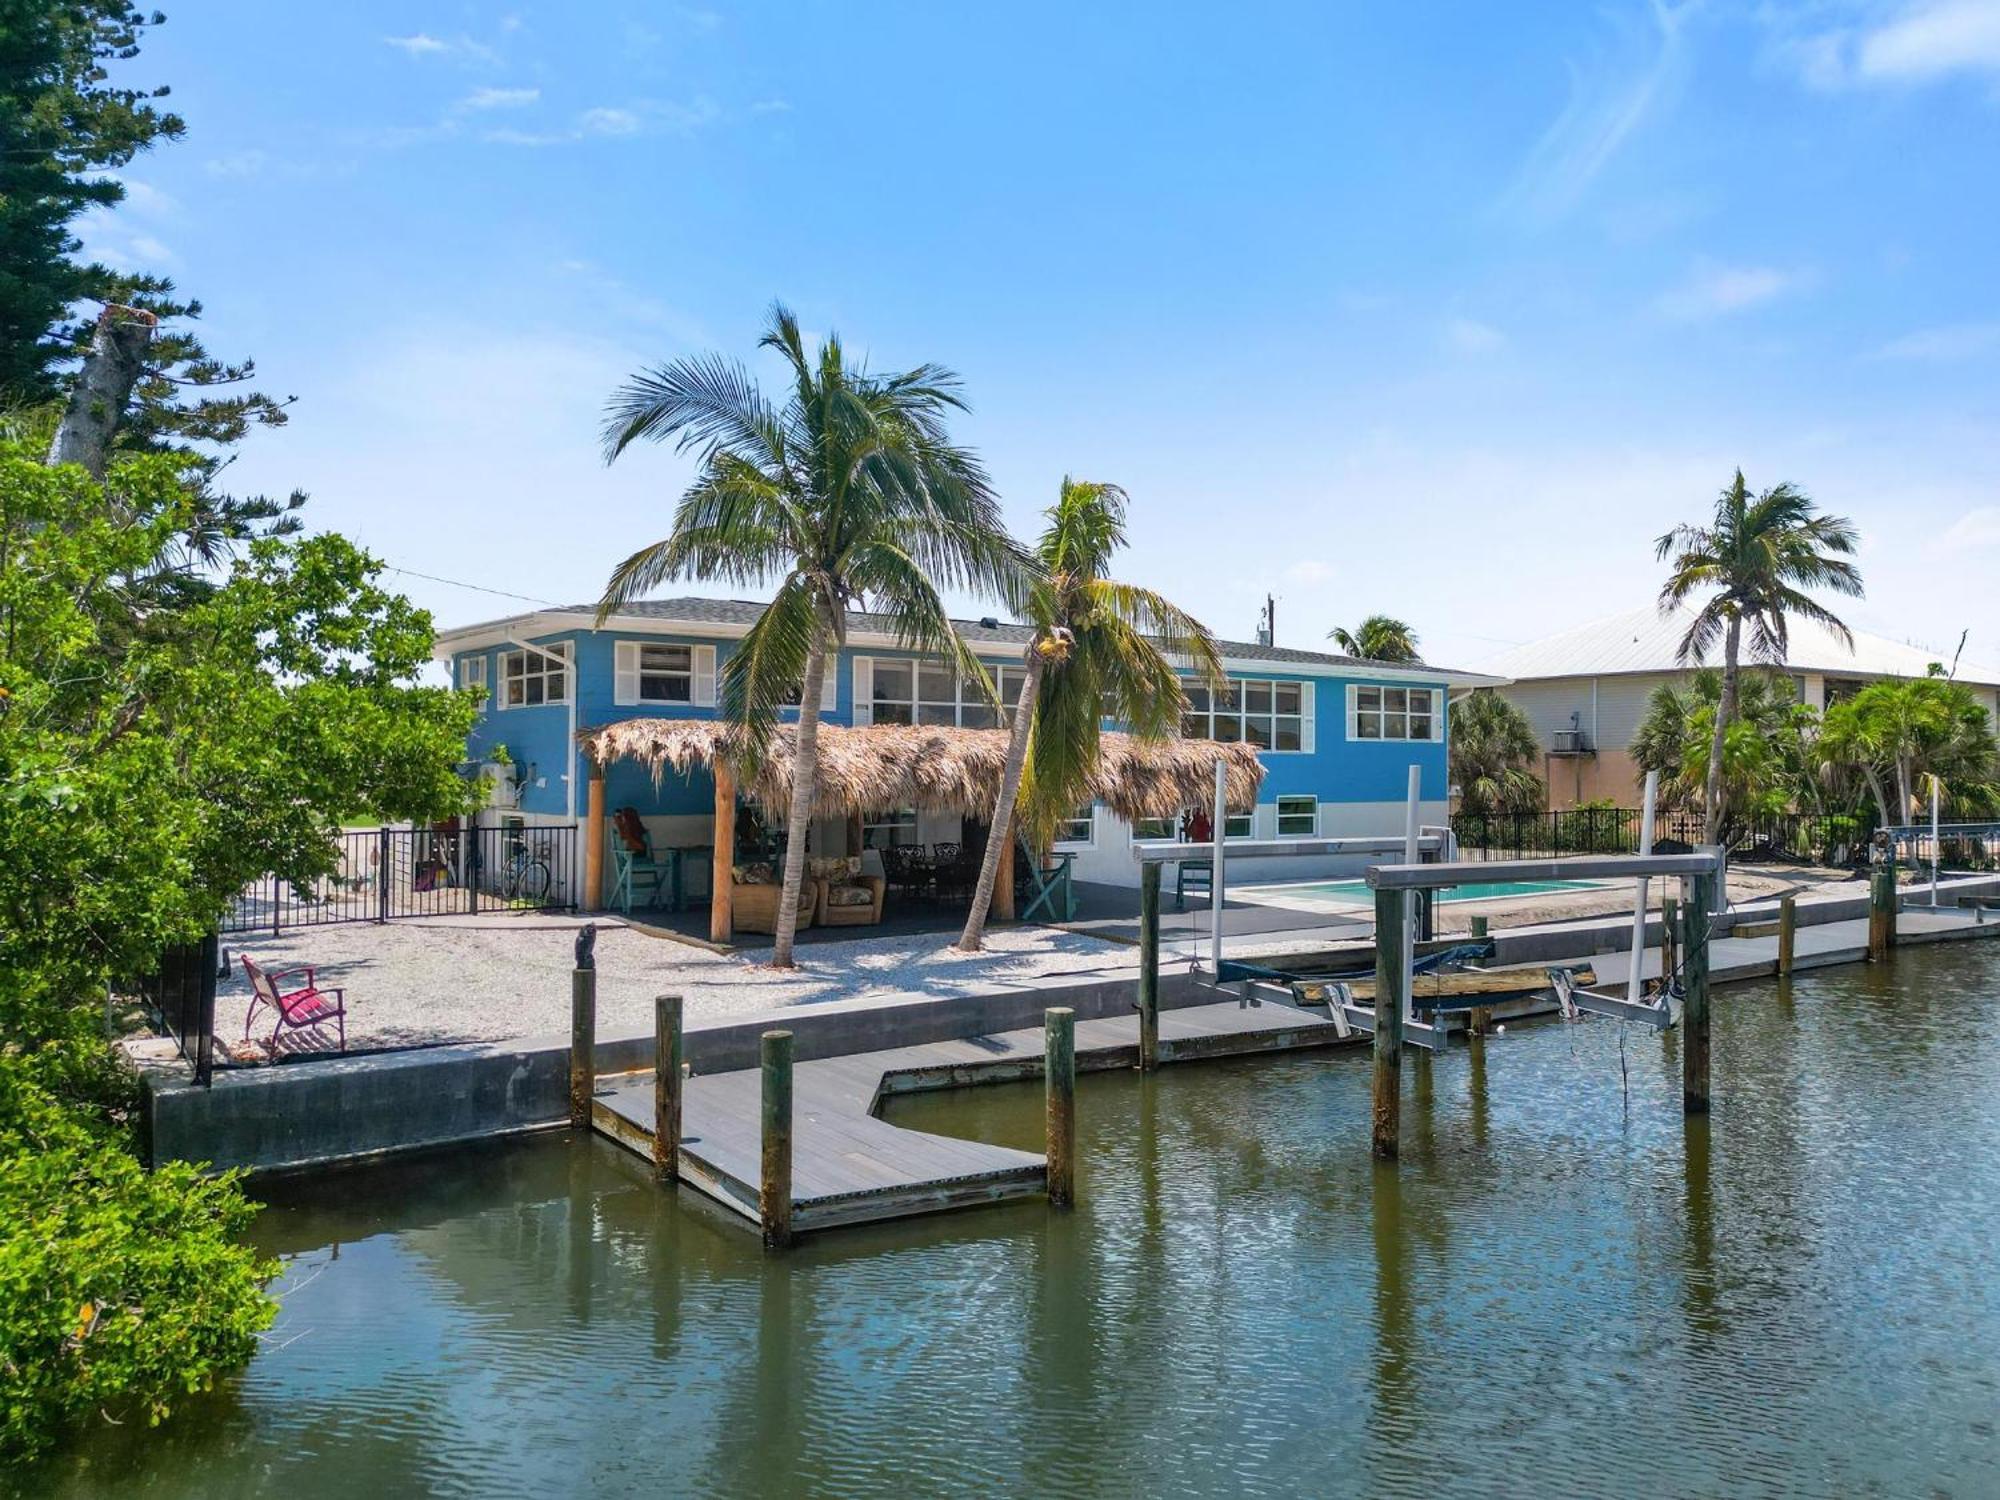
[1210, 761, 1227, 977]
[1630, 771, 1658, 1003]
[1403, 764, 1421, 1033]
[1931, 776, 1941, 908]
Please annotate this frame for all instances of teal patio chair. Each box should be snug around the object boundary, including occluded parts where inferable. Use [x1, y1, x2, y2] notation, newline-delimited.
[610, 807, 675, 914]
[1018, 836, 1078, 923]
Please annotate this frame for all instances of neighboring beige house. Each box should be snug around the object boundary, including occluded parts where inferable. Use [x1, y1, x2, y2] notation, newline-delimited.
[1486, 604, 2000, 810]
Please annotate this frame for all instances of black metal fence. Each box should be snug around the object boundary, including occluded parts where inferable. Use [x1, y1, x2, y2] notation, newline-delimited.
[221, 820, 580, 935]
[1887, 823, 2000, 874]
[1450, 808, 1878, 866]
[139, 932, 219, 1086]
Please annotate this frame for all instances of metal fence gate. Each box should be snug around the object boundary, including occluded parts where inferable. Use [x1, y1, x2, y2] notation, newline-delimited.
[221, 820, 580, 935]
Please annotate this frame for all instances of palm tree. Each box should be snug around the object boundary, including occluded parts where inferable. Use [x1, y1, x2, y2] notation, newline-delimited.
[1448, 690, 1544, 814]
[1631, 668, 1813, 817]
[1823, 675, 2000, 823]
[599, 304, 1029, 967]
[1656, 471, 1861, 842]
[1329, 614, 1420, 663]
[956, 479, 1221, 951]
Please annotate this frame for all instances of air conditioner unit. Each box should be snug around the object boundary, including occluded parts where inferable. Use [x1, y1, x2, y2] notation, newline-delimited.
[478, 761, 519, 810]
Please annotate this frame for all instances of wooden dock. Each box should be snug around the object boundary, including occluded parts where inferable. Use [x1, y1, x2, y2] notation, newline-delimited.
[590, 996, 1349, 1235]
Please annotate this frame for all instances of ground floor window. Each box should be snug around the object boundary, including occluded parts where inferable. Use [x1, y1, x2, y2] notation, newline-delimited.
[862, 807, 918, 848]
[1276, 795, 1318, 837]
[1055, 805, 1094, 845]
[1133, 815, 1177, 840]
[1224, 812, 1254, 839]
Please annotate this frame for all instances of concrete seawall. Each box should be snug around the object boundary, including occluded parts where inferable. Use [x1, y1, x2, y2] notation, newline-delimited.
[143, 965, 1211, 1176]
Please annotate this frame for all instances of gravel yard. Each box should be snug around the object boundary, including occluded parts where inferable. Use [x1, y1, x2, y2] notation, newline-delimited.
[218, 915, 1140, 1053]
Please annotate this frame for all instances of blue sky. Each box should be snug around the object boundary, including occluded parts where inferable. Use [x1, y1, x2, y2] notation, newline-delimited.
[91, 1, 2000, 670]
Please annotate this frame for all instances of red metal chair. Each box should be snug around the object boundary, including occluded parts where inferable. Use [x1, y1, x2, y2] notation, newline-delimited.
[241, 954, 347, 1052]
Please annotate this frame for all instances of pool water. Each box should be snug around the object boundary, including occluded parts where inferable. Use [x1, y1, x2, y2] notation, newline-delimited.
[1291, 877, 1600, 904]
[20, 943, 2000, 1497]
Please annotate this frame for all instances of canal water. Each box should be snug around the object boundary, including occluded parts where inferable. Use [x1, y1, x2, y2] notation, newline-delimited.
[22, 942, 2000, 1497]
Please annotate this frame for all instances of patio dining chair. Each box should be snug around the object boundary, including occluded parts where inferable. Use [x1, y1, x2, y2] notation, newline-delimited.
[610, 807, 675, 913]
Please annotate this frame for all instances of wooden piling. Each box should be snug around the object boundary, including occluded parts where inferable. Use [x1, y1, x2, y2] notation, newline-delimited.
[710, 761, 736, 944]
[654, 994, 683, 1182]
[1868, 859, 1897, 961]
[1138, 863, 1161, 1071]
[583, 762, 606, 912]
[569, 965, 596, 1128]
[1372, 888, 1407, 1160]
[1661, 893, 1679, 990]
[1683, 872, 1714, 1115]
[1777, 892, 1797, 976]
[759, 1029, 793, 1248]
[1045, 1007, 1076, 1207]
[1468, 914, 1489, 941]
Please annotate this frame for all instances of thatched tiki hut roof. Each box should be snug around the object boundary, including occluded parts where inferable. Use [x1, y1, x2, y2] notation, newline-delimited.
[579, 719, 1265, 823]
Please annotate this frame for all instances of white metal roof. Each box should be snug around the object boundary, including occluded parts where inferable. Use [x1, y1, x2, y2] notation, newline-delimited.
[1483, 602, 2000, 688]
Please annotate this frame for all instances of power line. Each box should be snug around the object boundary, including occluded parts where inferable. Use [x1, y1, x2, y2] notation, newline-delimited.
[380, 566, 565, 609]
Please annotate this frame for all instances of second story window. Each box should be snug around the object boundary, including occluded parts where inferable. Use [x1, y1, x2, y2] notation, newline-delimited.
[1181, 678, 1310, 751]
[500, 643, 570, 708]
[857, 658, 1026, 727]
[1349, 685, 1441, 741]
[458, 655, 487, 695]
[637, 644, 693, 702]
[614, 641, 718, 707]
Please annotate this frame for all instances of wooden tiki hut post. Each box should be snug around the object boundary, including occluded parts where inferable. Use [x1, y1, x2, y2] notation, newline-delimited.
[583, 759, 606, 913]
[711, 759, 736, 944]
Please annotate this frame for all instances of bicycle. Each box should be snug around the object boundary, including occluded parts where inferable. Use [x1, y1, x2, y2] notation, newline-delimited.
[498, 834, 554, 905]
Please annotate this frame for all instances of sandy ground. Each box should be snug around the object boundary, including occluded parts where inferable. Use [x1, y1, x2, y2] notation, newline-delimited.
[214, 866, 1870, 1058]
[218, 914, 1140, 1053]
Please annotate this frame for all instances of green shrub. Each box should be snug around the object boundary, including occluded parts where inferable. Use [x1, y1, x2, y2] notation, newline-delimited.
[0, 1050, 278, 1463]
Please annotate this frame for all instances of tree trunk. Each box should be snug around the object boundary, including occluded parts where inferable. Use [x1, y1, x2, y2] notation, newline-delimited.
[768, 611, 833, 969]
[1860, 766, 1893, 829]
[1894, 758, 1914, 824]
[957, 651, 1045, 952]
[47, 305, 157, 478]
[1702, 615, 1741, 844]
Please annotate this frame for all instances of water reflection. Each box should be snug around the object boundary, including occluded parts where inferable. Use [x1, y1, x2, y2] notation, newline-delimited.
[23, 945, 2000, 1498]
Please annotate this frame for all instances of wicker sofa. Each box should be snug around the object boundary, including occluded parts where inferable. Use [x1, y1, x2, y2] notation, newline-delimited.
[730, 871, 818, 934]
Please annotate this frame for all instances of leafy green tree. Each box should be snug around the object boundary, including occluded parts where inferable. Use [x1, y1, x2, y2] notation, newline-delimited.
[1821, 675, 2000, 823]
[0, 0, 180, 404]
[1329, 614, 1421, 663]
[1449, 689, 1544, 814]
[1631, 669, 1809, 816]
[1656, 470, 1861, 841]
[597, 304, 1029, 966]
[0, 444, 480, 1459]
[956, 480, 1221, 951]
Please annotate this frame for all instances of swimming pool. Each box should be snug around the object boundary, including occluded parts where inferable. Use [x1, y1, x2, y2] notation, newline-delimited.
[1289, 877, 1601, 904]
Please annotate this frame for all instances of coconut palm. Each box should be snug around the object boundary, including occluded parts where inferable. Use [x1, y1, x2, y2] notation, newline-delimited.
[599, 304, 1029, 967]
[1631, 668, 1811, 816]
[1329, 614, 1420, 663]
[1448, 690, 1544, 814]
[956, 479, 1222, 951]
[1822, 675, 2000, 823]
[1656, 471, 1861, 842]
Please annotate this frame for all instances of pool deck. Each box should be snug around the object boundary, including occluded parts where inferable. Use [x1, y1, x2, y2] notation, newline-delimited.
[590, 995, 1349, 1234]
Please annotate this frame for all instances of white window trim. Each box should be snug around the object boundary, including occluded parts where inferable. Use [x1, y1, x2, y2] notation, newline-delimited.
[1179, 676, 1315, 754]
[614, 640, 718, 709]
[1344, 683, 1444, 742]
[1052, 804, 1097, 850]
[499, 642, 573, 710]
[458, 655, 487, 693]
[851, 655, 1021, 728]
[1275, 794, 1319, 838]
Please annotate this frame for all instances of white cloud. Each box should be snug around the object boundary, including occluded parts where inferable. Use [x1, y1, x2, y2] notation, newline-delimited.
[114, 179, 178, 219]
[750, 98, 792, 115]
[1656, 260, 1805, 319]
[1444, 318, 1506, 354]
[1859, 0, 2000, 80]
[578, 107, 642, 137]
[204, 149, 269, 178]
[1282, 559, 1335, 586]
[384, 33, 449, 56]
[1941, 505, 2000, 548]
[1505, 1, 1694, 221]
[383, 32, 501, 65]
[1878, 321, 2000, 358]
[458, 86, 539, 112]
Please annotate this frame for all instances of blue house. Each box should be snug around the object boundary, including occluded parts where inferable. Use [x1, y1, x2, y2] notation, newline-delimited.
[431, 597, 1497, 898]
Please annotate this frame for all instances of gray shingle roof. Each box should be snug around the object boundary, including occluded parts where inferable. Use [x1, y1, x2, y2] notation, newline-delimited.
[566, 596, 1396, 670]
